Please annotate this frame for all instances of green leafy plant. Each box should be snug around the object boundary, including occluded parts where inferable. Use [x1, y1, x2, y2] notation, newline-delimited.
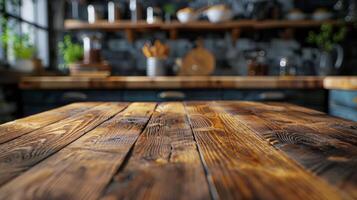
[0, 22, 10, 51]
[13, 34, 36, 59]
[307, 24, 347, 52]
[58, 35, 83, 65]
[0, 26, 36, 60]
[163, 4, 176, 16]
[1, 0, 35, 61]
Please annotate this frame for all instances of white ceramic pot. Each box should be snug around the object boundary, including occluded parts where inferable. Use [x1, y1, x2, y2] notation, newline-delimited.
[13, 59, 35, 73]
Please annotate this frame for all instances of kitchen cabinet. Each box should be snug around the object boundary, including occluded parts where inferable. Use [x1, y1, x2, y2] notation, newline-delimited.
[329, 90, 357, 121]
[223, 89, 325, 111]
[22, 89, 326, 116]
[324, 77, 357, 121]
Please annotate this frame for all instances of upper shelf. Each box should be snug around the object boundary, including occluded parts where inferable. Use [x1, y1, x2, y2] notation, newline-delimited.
[65, 20, 160, 31]
[64, 19, 345, 31]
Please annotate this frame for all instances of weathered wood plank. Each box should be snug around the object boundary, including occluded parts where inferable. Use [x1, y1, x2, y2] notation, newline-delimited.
[217, 101, 357, 199]
[0, 103, 127, 187]
[265, 102, 357, 146]
[185, 101, 347, 200]
[101, 102, 212, 200]
[261, 102, 357, 198]
[0, 102, 99, 144]
[0, 103, 156, 200]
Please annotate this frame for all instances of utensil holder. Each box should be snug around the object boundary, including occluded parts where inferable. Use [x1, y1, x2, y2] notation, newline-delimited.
[147, 57, 165, 77]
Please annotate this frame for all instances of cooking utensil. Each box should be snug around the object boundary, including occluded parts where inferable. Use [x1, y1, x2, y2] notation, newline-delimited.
[179, 42, 215, 76]
[142, 40, 170, 76]
[142, 40, 169, 58]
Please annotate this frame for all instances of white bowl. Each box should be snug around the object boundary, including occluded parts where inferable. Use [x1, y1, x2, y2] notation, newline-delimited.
[206, 8, 233, 23]
[177, 11, 197, 23]
[286, 12, 306, 21]
[312, 12, 332, 21]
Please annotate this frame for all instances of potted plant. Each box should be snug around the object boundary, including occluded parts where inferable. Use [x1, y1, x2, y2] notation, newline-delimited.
[58, 35, 84, 71]
[307, 23, 347, 75]
[163, 3, 176, 23]
[1, 12, 40, 73]
[13, 34, 40, 73]
[1, 28, 39, 73]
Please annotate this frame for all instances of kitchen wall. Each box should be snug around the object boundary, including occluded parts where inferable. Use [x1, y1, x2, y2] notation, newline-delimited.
[51, 0, 357, 75]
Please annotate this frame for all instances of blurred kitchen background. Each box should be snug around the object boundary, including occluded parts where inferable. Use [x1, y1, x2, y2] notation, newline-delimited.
[0, 0, 357, 122]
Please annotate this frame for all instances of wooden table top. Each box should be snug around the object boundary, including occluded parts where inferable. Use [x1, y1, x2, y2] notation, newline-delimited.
[19, 76, 324, 90]
[0, 101, 356, 200]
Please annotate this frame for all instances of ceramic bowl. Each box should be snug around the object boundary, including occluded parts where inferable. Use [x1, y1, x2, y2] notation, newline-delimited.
[312, 12, 332, 21]
[286, 12, 306, 21]
[177, 10, 197, 23]
[206, 7, 233, 23]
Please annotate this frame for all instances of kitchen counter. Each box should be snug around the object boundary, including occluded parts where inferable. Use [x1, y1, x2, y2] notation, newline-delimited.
[323, 77, 357, 121]
[0, 101, 355, 199]
[19, 76, 328, 116]
[324, 76, 357, 90]
[19, 76, 324, 89]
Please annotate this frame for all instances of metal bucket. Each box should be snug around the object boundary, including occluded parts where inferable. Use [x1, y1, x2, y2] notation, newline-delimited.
[147, 57, 165, 76]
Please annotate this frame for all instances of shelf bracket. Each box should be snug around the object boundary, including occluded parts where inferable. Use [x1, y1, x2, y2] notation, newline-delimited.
[169, 29, 178, 40]
[125, 29, 135, 43]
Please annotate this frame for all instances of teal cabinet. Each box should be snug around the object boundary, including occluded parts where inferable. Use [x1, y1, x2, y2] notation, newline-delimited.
[329, 90, 357, 121]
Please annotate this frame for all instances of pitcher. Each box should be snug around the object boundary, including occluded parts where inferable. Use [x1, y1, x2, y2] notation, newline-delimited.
[316, 44, 344, 75]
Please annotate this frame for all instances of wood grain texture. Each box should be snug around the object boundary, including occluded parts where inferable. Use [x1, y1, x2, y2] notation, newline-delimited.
[0, 102, 98, 144]
[0, 103, 127, 187]
[19, 76, 324, 90]
[263, 102, 357, 198]
[324, 76, 357, 90]
[0, 103, 156, 200]
[0, 101, 355, 200]
[101, 102, 211, 200]
[185, 101, 347, 200]
[217, 101, 357, 199]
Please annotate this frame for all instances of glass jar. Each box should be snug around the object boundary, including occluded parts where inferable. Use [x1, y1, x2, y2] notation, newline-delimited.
[247, 50, 268, 76]
[279, 57, 296, 76]
[83, 35, 102, 64]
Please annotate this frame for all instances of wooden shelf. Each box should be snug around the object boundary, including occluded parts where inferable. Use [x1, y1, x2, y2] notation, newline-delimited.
[65, 19, 344, 31]
[163, 20, 345, 30]
[65, 19, 160, 31]
[64, 19, 345, 42]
